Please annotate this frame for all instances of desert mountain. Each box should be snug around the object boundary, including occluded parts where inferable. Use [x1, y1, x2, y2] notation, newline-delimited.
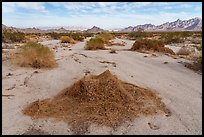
[85, 26, 106, 33]
[2, 17, 202, 33]
[121, 17, 202, 32]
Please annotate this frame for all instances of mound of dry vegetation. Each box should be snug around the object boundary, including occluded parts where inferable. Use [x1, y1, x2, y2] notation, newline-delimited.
[60, 36, 76, 44]
[96, 33, 115, 44]
[130, 39, 175, 55]
[11, 41, 57, 68]
[23, 70, 170, 134]
[85, 37, 105, 50]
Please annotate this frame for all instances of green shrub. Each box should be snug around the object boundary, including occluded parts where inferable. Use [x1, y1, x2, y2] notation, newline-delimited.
[85, 37, 105, 50]
[48, 32, 62, 39]
[96, 33, 115, 44]
[70, 33, 85, 41]
[160, 32, 191, 44]
[2, 30, 26, 43]
[82, 32, 94, 38]
[127, 31, 151, 40]
[196, 42, 202, 51]
[12, 41, 57, 68]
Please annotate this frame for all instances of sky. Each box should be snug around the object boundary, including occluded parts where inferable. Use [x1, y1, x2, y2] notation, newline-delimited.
[2, 2, 202, 29]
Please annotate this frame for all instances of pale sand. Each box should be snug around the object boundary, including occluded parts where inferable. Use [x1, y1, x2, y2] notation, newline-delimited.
[2, 38, 202, 135]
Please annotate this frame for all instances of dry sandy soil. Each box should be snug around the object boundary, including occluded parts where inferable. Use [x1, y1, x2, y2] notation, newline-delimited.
[2, 37, 202, 135]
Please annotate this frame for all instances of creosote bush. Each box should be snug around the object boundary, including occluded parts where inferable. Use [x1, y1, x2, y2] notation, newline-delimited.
[2, 30, 26, 43]
[96, 33, 115, 44]
[131, 39, 175, 55]
[12, 41, 57, 68]
[60, 36, 76, 44]
[85, 37, 105, 50]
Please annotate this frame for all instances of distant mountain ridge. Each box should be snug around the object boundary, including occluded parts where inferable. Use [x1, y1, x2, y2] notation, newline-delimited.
[121, 17, 202, 32]
[2, 17, 202, 33]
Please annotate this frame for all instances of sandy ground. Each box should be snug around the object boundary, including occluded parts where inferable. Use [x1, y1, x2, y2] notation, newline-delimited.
[2, 38, 202, 135]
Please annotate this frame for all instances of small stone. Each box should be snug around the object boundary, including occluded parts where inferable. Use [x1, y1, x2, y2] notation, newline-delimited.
[148, 122, 160, 130]
[6, 73, 13, 76]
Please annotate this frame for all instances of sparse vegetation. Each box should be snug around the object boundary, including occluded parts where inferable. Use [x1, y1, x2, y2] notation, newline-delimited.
[160, 31, 191, 44]
[177, 46, 191, 55]
[196, 43, 202, 51]
[12, 41, 57, 68]
[60, 36, 76, 44]
[96, 33, 115, 44]
[85, 37, 105, 50]
[70, 33, 85, 41]
[130, 39, 175, 55]
[2, 30, 26, 43]
[128, 31, 151, 40]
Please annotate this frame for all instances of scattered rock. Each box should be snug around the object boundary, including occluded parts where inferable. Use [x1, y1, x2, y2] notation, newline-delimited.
[34, 71, 39, 73]
[6, 73, 13, 76]
[148, 122, 160, 130]
[22, 127, 50, 135]
[144, 55, 148, 58]
[84, 70, 91, 75]
[151, 54, 157, 57]
[110, 49, 117, 54]
[163, 62, 168, 64]
[99, 61, 116, 67]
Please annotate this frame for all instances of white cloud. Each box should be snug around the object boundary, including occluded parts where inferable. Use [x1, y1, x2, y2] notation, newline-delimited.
[2, 2, 46, 13]
[2, 2, 202, 29]
[180, 4, 192, 8]
[194, 6, 201, 11]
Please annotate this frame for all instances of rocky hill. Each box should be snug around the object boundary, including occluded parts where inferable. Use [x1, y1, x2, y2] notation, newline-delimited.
[121, 17, 202, 32]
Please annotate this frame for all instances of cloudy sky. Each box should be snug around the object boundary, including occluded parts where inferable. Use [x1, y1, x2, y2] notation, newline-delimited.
[2, 2, 202, 29]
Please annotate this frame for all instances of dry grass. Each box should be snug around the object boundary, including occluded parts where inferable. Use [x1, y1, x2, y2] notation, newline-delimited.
[11, 41, 57, 68]
[60, 36, 76, 44]
[96, 33, 115, 44]
[109, 43, 125, 46]
[130, 39, 175, 55]
[23, 70, 170, 134]
[85, 37, 105, 50]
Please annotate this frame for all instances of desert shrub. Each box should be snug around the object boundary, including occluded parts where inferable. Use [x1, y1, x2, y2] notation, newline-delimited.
[70, 33, 85, 41]
[85, 37, 105, 50]
[131, 39, 175, 55]
[2, 30, 26, 43]
[109, 43, 125, 46]
[196, 43, 202, 51]
[82, 32, 94, 38]
[127, 31, 151, 40]
[60, 36, 76, 44]
[48, 32, 62, 39]
[198, 56, 202, 65]
[12, 41, 57, 68]
[96, 33, 115, 44]
[191, 39, 202, 44]
[160, 32, 192, 44]
[177, 46, 192, 55]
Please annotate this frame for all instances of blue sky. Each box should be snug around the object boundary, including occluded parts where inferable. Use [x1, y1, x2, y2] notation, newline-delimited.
[2, 2, 202, 29]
